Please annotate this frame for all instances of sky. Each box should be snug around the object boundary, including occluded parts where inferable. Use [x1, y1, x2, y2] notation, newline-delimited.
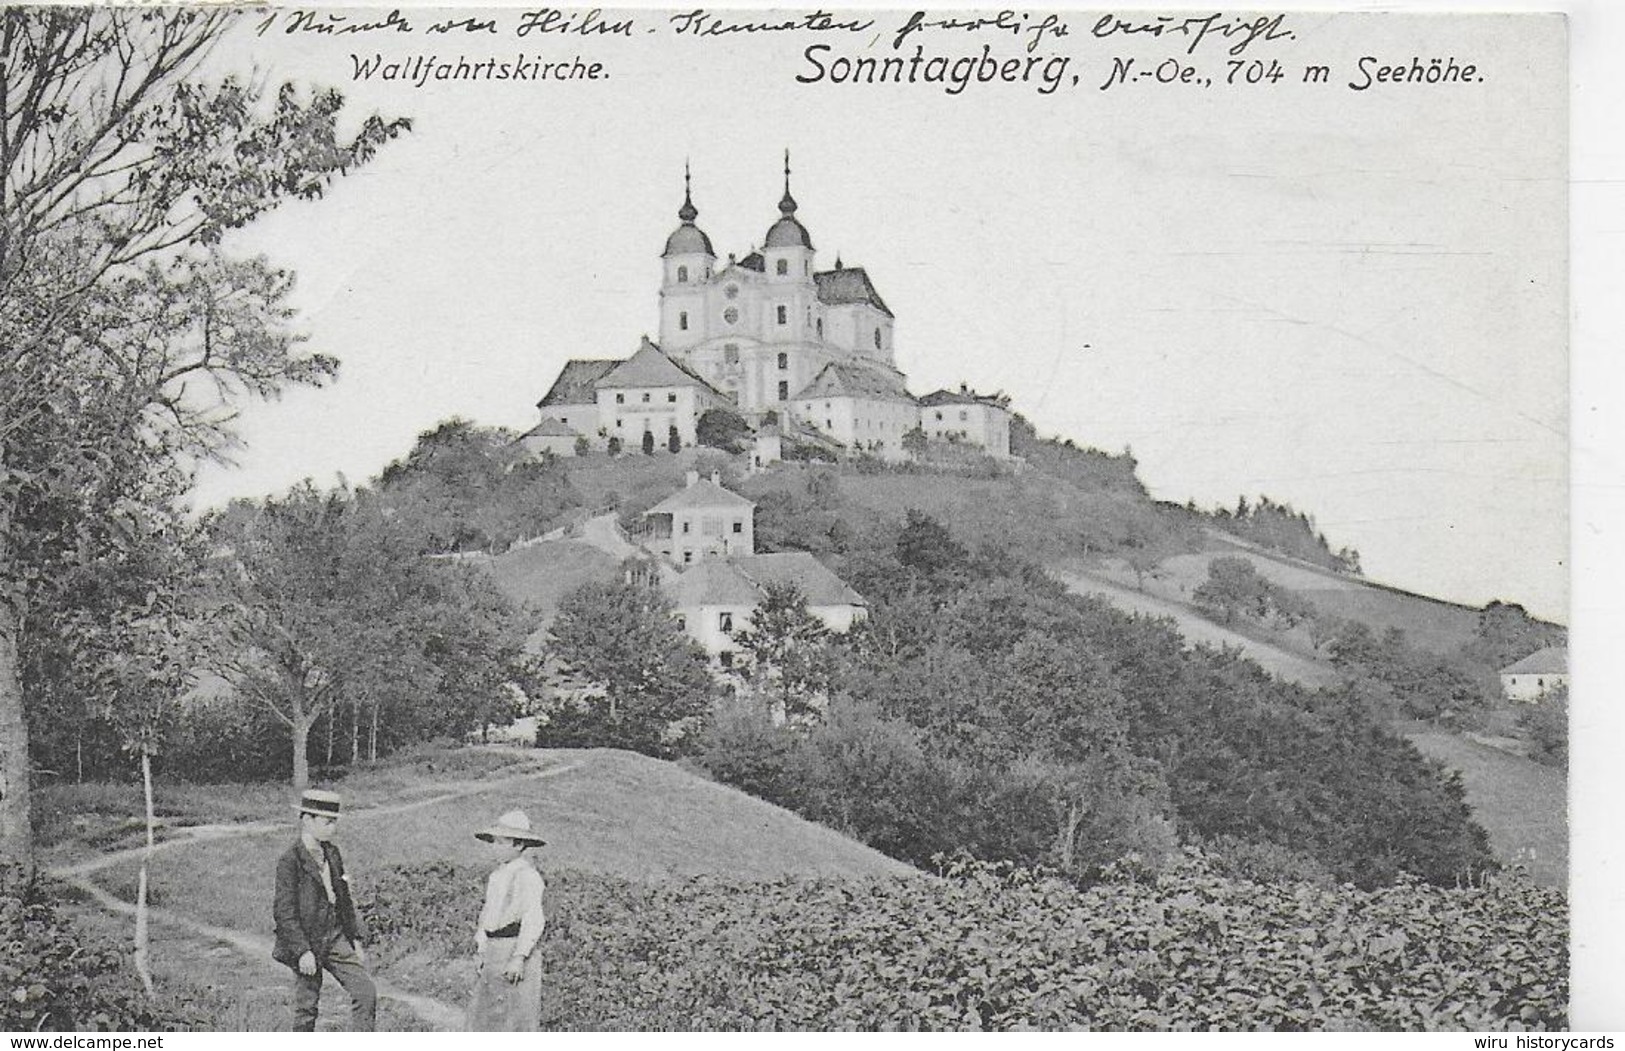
[189, 8, 1568, 621]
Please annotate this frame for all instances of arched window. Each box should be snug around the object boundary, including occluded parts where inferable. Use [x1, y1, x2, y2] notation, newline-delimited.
[777, 305, 787, 325]
[816, 318, 823, 338]
[777, 352, 788, 369]
[679, 311, 688, 331]
[874, 328, 883, 350]
[776, 258, 788, 276]
[677, 265, 688, 283]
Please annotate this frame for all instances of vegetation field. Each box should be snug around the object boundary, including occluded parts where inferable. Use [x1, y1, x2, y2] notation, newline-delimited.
[364, 853, 1566, 1031]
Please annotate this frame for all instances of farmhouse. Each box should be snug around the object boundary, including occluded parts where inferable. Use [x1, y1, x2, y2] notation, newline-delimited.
[664, 552, 867, 669]
[1498, 646, 1568, 702]
[527, 156, 1015, 462]
[638, 470, 755, 565]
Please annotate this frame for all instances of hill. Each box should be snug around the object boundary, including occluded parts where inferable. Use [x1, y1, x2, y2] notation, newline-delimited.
[50, 747, 912, 1029]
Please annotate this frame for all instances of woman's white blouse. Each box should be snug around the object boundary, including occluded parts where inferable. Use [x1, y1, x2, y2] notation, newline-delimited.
[476, 857, 546, 959]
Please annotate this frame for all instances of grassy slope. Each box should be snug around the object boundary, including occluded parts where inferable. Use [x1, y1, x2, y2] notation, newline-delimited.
[82, 748, 912, 936]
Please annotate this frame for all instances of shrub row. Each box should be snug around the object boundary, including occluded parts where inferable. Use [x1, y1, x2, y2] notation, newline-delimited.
[359, 851, 1566, 1031]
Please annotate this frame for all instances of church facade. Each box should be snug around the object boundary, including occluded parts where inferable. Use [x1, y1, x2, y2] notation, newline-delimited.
[523, 157, 1011, 463]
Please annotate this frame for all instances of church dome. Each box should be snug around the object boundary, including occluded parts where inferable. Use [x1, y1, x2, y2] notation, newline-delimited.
[663, 165, 715, 259]
[764, 151, 814, 251]
[664, 223, 715, 258]
[764, 214, 813, 250]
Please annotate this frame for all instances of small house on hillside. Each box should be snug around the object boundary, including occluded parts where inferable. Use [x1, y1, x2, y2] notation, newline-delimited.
[639, 470, 754, 565]
[516, 415, 580, 457]
[1499, 646, 1568, 702]
[663, 551, 867, 669]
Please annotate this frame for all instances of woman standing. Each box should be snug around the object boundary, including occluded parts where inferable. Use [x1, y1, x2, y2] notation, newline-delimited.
[467, 809, 547, 1031]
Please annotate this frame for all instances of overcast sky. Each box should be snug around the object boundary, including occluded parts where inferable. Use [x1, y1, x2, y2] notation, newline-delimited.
[192, 9, 1568, 621]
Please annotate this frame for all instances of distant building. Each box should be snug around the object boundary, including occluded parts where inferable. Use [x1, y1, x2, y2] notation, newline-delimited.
[640, 470, 754, 566]
[918, 385, 1013, 458]
[595, 336, 727, 449]
[1499, 646, 1568, 702]
[527, 157, 1018, 463]
[663, 551, 866, 670]
[516, 415, 580, 457]
[793, 360, 918, 461]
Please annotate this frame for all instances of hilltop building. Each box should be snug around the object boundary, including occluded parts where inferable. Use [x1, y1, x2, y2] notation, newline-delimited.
[527, 156, 1014, 463]
[1499, 646, 1568, 702]
[628, 470, 866, 671]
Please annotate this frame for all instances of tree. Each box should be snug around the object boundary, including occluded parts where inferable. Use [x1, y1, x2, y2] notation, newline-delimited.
[666, 424, 681, 454]
[206, 485, 529, 787]
[0, 8, 410, 885]
[696, 407, 753, 453]
[728, 582, 836, 723]
[641, 430, 656, 456]
[901, 426, 927, 459]
[546, 580, 714, 756]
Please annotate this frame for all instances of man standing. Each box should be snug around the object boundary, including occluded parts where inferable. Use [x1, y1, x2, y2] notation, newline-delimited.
[273, 789, 377, 1031]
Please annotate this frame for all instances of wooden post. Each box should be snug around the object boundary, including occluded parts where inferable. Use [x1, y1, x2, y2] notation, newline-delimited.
[133, 749, 156, 998]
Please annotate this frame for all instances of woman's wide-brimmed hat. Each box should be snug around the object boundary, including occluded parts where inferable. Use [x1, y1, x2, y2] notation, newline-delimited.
[475, 808, 547, 847]
[295, 788, 343, 818]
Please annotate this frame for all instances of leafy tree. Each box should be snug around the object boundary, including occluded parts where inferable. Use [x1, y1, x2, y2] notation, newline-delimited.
[1465, 599, 1564, 671]
[728, 582, 835, 723]
[695, 407, 753, 453]
[667, 425, 681, 454]
[545, 580, 713, 757]
[900, 425, 927, 459]
[0, 8, 408, 885]
[205, 485, 530, 787]
[641, 430, 656, 456]
[1519, 685, 1567, 768]
[895, 509, 968, 580]
[374, 418, 578, 553]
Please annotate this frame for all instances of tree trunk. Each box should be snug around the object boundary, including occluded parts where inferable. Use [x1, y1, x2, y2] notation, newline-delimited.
[133, 749, 156, 998]
[324, 705, 335, 767]
[291, 716, 312, 790]
[350, 699, 359, 766]
[368, 702, 378, 763]
[0, 592, 34, 892]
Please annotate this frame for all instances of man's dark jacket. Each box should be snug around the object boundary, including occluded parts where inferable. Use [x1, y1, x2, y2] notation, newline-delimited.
[272, 840, 367, 968]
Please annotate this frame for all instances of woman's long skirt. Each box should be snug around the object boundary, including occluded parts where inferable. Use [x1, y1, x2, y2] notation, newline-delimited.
[466, 937, 543, 1031]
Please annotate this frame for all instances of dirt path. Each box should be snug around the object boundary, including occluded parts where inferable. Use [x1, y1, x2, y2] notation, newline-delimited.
[51, 756, 581, 1030]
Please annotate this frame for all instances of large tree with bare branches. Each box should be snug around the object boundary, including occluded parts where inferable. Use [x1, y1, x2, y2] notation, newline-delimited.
[0, 8, 408, 889]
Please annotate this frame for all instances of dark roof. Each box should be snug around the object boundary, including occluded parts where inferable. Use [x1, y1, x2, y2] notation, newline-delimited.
[1500, 646, 1568, 675]
[538, 360, 619, 408]
[919, 387, 1010, 409]
[814, 267, 893, 318]
[596, 337, 720, 393]
[792, 360, 915, 404]
[520, 416, 578, 438]
[665, 552, 865, 609]
[738, 251, 766, 272]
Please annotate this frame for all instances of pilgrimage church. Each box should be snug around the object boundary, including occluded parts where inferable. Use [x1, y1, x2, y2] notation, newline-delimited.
[524, 155, 1012, 463]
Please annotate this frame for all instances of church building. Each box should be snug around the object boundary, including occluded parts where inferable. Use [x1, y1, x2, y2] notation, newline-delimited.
[526, 156, 1012, 463]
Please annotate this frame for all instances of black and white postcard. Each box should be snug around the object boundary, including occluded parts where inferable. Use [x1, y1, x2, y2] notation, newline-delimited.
[0, 3, 1608, 1035]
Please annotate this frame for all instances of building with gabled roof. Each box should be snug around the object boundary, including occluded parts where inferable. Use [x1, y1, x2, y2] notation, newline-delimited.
[594, 336, 727, 450]
[534, 359, 619, 442]
[919, 384, 1014, 459]
[1499, 645, 1568, 702]
[516, 415, 580, 458]
[792, 359, 918, 461]
[662, 551, 867, 671]
[639, 469, 754, 565]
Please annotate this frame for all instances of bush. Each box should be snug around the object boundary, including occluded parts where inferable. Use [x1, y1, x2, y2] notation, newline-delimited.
[359, 853, 1567, 1031]
[1519, 687, 1567, 767]
[0, 881, 207, 1031]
